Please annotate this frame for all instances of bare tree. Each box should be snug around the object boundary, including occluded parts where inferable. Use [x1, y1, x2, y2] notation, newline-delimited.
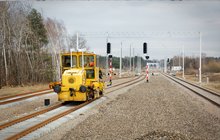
[0, 2, 89, 89]
[0, 2, 9, 86]
[45, 18, 68, 81]
[68, 34, 89, 51]
[0, 2, 52, 87]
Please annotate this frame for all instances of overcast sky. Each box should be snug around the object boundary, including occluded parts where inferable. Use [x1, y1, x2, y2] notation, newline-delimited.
[33, 1, 220, 60]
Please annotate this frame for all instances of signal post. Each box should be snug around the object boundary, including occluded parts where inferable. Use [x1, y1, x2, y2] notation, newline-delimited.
[107, 42, 112, 86]
[146, 64, 149, 82]
[143, 42, 150, 82]
[109, 55, 113, 85]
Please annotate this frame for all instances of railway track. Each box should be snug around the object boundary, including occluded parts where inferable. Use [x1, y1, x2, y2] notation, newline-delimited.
[106, 75, 141, 89]
[0, 75, 144, 140]
[0, 103, 64, 130]
[162, 73, 220, 107]
[0, 89, 53, 105]
[0, 76, 135, 106]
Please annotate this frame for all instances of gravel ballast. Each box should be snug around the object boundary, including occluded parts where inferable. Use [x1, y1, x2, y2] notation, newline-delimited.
[39, 74, 220, 140]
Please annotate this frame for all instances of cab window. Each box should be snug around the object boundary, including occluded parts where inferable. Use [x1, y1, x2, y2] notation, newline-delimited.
[79, 55, 94, 67]
[62, 55, 77, 67]
[86, 69, 95, 79]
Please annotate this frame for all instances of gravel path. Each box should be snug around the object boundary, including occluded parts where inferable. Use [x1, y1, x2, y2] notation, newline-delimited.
[38, 74, 220, 140]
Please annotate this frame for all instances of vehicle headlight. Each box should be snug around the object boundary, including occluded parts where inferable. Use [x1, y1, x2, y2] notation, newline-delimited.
[79, 85, 87, 93]
[54, 85, 61, 93]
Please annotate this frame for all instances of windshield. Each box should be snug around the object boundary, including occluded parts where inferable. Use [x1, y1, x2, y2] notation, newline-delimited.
[79, 55, 94, 67]
[62, 55, 77, 67]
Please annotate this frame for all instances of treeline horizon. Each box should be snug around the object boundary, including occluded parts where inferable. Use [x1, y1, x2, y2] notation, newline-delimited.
[169, 55, 220, 74]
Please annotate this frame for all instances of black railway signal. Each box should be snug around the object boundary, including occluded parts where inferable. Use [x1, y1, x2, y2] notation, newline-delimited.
[107, 42, 111, 54]
[143, 42, 147, 54]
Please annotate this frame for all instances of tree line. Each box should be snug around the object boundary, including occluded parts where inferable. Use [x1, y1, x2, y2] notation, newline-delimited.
[98, 55, 147, 71]
[169, 55, 220, 74]
[0, 2, 87, 88]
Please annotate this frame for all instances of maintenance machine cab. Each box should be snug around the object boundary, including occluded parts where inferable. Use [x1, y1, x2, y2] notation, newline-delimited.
[49, 51, 104, 102]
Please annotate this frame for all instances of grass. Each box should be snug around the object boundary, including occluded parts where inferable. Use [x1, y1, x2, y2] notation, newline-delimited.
[176, 72, 220, 94]
[0, 84, 49, 97]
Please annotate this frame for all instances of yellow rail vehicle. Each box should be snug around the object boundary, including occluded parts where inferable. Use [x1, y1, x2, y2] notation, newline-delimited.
[50, 51, 104, 102]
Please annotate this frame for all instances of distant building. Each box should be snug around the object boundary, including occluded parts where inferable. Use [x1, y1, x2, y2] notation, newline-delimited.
[171, 66, 182, 71]
[147, 63, 159, 69]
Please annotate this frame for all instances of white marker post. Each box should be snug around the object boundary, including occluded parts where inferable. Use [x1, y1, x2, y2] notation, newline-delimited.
[109, 56, 113, 85]
[146, 64, 149, 82]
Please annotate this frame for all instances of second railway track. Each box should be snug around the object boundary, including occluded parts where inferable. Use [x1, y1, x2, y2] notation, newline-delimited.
[0, 75, 144, 140]
[162, 73, 220, 107]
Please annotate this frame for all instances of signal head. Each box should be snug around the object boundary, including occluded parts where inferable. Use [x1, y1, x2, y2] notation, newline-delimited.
[143, 42, 147, 54]
[107, 42, 111, 54]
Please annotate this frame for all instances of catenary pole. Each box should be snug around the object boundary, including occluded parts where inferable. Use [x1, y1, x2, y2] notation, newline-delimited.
[106, 32, 109, 76]
[182, 45, 185, 79]
[130, 44, 131, 73]
[199, 31, 202, 83]
[120, 42, 122, 78]
[133, 48, 135, 73]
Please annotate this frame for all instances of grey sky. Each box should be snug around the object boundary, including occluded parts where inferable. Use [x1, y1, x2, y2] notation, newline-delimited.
[33, 1, 220, 59]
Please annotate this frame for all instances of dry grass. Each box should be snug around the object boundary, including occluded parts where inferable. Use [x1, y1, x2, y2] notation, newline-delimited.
[0, 84, 49, 97]
[203, 83, 220, 93]
[176, 72, 220, 94]
[203, 61, 220, 73]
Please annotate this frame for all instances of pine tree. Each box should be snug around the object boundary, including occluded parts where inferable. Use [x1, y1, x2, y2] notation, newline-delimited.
[27, 8, 48, 49]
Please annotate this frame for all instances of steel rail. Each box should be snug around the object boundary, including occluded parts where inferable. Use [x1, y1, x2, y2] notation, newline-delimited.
[105, 76, 144, 93]
[5, 75, 144, 140]
[110, 75, 133, 80]
[174, 76, 220, 97]
[0, 103, 63, 130]
[6, 99, 95, 140]
[0, 89, 52, 101]
[0, 91, 53, 105]
[106, 76, 141, 89]
[162, 73, 220, 107]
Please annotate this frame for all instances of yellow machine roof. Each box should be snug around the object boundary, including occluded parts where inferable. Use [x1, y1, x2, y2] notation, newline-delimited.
[61, 51, 95, 56]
